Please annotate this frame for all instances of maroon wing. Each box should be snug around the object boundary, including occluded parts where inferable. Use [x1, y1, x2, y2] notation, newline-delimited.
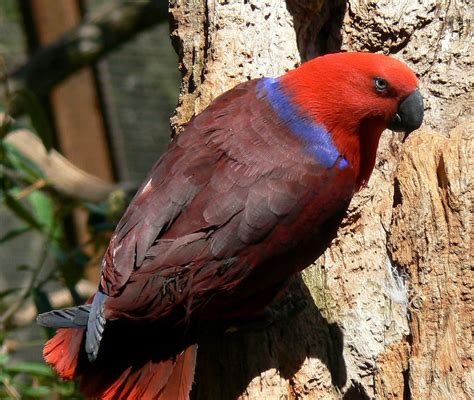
[99, 80, 355, 322]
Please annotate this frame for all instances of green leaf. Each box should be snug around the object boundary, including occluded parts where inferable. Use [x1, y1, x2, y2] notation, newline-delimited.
[10, 89, 53, 151]
[0, 371, 10, 382]
[0, 353, 9, 366]
[0, 226, 30, 244]
[21, 386, 51, 398]
[4, 193, 42, 231]
[54, 248, 90, 302]
[28, 191, 62, 245]
[5, 362, 54, 377]
[28, 191, 53, 227]
[54, 380, 79, 396]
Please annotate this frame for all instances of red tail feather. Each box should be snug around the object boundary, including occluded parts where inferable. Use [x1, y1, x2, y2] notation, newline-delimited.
[101, 361, 174, 400]
[43, 328, 84, 380]
[157, 345, 197, 400]
[43, 326, 197, 399]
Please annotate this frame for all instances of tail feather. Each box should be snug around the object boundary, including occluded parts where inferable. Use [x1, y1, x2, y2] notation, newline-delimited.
[37, 305, 91, 328]
[159, 345, 198, 400]
[43, 327, 85, 380]
[100, 359, 175, 400]
[43, 320, 197, 399]
[83, 346, 198, 400]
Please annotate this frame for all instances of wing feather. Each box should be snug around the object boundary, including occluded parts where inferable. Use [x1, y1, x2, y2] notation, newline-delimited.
[97, 79, 355, 324]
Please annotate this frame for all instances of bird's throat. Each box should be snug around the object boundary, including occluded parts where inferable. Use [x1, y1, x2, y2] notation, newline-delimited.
[330, 119, 385, 190]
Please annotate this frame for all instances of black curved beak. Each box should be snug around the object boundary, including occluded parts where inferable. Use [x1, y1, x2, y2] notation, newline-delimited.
[388, 89, 424, 137]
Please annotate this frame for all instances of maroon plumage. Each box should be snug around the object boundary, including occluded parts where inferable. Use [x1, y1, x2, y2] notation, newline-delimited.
[101, 79, 354, 322]
[38, 52, 423, 399]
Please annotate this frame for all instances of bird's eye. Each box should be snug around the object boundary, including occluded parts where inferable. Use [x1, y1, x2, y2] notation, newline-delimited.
[374, 77, 389, 92]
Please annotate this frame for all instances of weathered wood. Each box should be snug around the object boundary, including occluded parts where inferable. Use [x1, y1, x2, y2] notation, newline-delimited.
[169, 0, 473, 398]
[388, 123, 473, 400]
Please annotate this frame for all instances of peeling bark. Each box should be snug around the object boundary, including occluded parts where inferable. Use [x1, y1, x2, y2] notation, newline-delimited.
[169, 1, 472, 398]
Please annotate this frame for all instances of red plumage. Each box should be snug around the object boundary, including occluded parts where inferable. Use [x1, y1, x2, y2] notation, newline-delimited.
[43, 328, 83, 380]
[281, 52, 419, 187]
[39, 52, 422, 399]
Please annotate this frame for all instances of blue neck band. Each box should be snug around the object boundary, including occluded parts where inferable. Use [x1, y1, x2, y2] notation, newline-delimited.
[257, 78, 347, 169]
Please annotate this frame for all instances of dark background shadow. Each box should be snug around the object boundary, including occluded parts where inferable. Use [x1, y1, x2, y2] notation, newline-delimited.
[192, 276, 348, 399]
[285, 0, 347, 61]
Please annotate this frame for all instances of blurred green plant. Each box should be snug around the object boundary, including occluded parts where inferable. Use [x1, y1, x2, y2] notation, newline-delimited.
[0, 352, 81, 399]
[0, 77, 124, 398]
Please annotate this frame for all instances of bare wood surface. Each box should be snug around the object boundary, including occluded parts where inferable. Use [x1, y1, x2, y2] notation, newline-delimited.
[4, 128, 117, 202]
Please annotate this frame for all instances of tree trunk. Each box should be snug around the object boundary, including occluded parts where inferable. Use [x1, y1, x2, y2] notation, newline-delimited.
[169, 1, 472, 399]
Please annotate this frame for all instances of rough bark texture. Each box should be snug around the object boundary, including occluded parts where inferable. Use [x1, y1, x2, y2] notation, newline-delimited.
[388, 124, 472, 400]
[169, 1, 473, 399]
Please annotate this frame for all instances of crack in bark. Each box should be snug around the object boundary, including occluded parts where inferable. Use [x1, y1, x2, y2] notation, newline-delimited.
[286, 0, 347, 60]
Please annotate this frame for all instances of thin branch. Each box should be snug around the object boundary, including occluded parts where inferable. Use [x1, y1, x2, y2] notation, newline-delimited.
[0, 233, 51, 331]
[1, 378, 20, 400]
[0, 206, 63, 331]
[14, 178, 48, 200]
[3, 0, 168, 116]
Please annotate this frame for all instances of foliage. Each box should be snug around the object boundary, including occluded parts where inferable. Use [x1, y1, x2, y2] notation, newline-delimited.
[0, 91, 123, 398]
[0, 352, 81, 399]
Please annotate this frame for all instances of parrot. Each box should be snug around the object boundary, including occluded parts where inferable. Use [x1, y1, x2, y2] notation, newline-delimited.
[37, 52, 423, 399]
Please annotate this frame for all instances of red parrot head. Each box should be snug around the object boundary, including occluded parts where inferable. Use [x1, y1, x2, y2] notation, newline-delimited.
[280, 52, 424, 188]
